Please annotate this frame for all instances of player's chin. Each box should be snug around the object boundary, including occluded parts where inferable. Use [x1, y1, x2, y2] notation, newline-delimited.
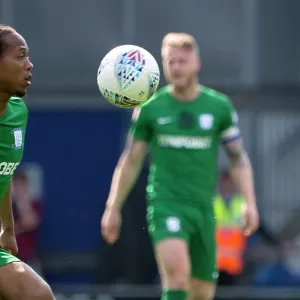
[173, 79, 188, 89]
[14, 89, 27, 98]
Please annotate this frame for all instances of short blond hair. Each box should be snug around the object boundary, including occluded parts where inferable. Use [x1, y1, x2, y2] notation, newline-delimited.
[161, 32, 199, 55]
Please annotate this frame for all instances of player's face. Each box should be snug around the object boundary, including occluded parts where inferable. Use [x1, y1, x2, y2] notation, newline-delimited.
[0, 32, 33, 98]
[162, 46, 200, 88]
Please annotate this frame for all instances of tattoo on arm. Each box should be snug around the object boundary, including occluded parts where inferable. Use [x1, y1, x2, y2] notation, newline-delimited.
[223, 140, 251, 168]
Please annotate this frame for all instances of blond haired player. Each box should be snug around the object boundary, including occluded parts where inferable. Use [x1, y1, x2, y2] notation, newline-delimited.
[101, 33, 259, 300]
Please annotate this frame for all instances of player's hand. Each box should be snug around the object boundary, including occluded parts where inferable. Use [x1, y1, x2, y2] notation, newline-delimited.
[101, 207, 122, 245]
[243, 204, 259, 236]
[0, 229, 18, 256]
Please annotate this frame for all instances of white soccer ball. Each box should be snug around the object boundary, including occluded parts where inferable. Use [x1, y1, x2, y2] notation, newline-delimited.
[97, 45, 160, 108]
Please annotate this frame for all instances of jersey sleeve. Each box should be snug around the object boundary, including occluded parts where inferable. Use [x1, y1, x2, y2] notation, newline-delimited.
[129, 105, 152, 142]
[219, 97, 241, 143]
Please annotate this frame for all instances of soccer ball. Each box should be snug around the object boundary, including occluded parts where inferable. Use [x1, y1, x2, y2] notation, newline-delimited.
[97, 45, 160, 108]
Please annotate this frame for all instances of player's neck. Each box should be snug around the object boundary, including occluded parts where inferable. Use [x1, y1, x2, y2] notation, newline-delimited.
[171, 81, 200, 102]
[0, 92, 10, 118]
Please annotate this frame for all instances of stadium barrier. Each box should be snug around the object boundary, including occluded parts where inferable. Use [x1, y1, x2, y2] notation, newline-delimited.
[52, 284, 300, 300]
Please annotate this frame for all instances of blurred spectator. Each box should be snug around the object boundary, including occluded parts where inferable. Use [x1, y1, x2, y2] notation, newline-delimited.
[251, 218, 300, 286]
[12, 169, 43, 275]
[246, 221, 280, 265]
[214, 169, 247, 285]
[245, 221, 281, 286]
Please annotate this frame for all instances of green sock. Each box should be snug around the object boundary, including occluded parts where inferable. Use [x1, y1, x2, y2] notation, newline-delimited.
[161, 289, 188, 300]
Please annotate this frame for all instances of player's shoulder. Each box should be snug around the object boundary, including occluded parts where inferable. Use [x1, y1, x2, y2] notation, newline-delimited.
[131, 86, 170, 121]
[9, 96, 27, 107]
[152, 85, 170, 99]
[140, 85, 170, 110]
[201, 85, 231, 106]
[8, 97, 28, 114]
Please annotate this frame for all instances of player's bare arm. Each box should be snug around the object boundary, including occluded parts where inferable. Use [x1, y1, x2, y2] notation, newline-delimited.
[223, 138, 259, 236]
[0, 184, 18, 255]
[0, 184, 14, 231]
[101, 135, 148, 244]
[106, 135, 148, 210]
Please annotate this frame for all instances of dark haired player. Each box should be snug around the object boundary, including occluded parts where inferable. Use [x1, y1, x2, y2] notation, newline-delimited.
[0, 25, 54, 299]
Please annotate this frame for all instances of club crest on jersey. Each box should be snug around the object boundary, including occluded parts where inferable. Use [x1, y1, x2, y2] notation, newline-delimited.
[11, 128, 23, 149]
[199, 114, 214, 130]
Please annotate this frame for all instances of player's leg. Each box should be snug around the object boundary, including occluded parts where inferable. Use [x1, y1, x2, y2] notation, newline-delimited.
[0, 262, 54, 299]
[0, 249, 54, 300]
[189, 206, 217, 300]
[155, 239, 190, 299]
[148, 205, 191, 300]
[189, 279, 215, 300]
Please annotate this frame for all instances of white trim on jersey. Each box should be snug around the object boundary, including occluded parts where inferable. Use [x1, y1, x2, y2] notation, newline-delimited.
[220, 126, 241, 143]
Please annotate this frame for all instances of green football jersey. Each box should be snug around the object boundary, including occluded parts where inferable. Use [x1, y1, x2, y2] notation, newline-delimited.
[0, 97, 28, 201]
[130, 85, 240, 205]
